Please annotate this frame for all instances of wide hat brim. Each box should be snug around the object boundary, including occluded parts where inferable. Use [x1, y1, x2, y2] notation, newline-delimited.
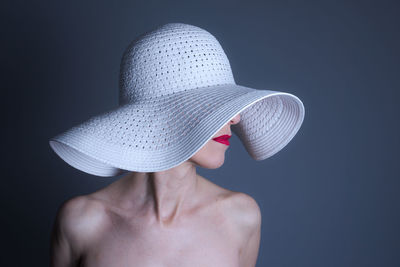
[49, 84, 305, 177]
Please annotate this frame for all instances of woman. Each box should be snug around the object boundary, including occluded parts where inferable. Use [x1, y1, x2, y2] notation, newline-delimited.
[49, 22, 305, 267]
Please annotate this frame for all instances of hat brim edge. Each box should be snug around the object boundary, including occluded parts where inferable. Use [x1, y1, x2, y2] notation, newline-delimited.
[49, 85, 305, 176]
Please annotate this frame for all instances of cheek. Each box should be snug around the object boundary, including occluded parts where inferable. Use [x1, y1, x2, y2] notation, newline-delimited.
[191, 141, 227, 168]
[202, 140, 226, 156]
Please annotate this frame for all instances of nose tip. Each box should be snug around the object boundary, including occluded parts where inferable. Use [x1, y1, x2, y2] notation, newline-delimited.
[229, 113, 241, 125]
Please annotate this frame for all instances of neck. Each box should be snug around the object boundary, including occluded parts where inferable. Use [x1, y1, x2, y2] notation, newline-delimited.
[116, 162, 199, 226]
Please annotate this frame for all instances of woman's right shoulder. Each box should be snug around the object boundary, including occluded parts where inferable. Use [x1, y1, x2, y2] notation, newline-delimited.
[53, 195, 110, 250]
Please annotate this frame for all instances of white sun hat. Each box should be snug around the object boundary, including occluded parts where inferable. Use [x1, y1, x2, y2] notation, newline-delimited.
[49, 22, 305, 177]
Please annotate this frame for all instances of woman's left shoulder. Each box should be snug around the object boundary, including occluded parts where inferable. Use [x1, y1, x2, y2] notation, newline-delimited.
[222, 191, 262, 232]
[198, 175, 261, 230]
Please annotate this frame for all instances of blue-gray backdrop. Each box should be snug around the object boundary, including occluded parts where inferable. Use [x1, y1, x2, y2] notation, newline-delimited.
[2, 0, 399, 266]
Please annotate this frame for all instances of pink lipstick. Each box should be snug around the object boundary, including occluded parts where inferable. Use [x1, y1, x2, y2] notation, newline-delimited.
[212, 134, 231, 146]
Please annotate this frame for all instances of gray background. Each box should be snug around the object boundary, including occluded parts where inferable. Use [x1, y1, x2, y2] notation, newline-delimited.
[2, 0, 399, 266]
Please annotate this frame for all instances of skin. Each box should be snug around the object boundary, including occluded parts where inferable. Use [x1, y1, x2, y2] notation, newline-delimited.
[50, 113, 261, 267]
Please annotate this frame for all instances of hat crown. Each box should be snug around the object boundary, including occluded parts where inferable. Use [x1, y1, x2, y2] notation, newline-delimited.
[119, 23, 236, 104]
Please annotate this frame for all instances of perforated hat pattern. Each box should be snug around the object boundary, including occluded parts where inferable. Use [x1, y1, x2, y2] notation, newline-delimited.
[119, 23, 235, 104]
[49, 22, 305, 177]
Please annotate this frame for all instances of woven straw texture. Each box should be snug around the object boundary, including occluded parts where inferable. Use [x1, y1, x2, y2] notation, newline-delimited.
[49, 22, 305, 177]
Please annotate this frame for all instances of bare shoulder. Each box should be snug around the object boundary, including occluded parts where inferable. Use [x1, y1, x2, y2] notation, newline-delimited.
[198, 175, 262, 230]
[221, 191, 262, 232]
[223, 192, 262, 266]
[52, 194, 110, 253]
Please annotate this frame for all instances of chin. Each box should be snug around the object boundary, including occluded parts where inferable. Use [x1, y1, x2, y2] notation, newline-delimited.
[188, 140, 229, 169]
[194, 154, 226, 169]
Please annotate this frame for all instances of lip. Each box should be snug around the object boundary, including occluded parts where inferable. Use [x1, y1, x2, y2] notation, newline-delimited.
[212, 134, 231, 146]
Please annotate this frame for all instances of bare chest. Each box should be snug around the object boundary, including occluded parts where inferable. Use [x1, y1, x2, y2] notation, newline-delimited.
[80, 213, 241, 267]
